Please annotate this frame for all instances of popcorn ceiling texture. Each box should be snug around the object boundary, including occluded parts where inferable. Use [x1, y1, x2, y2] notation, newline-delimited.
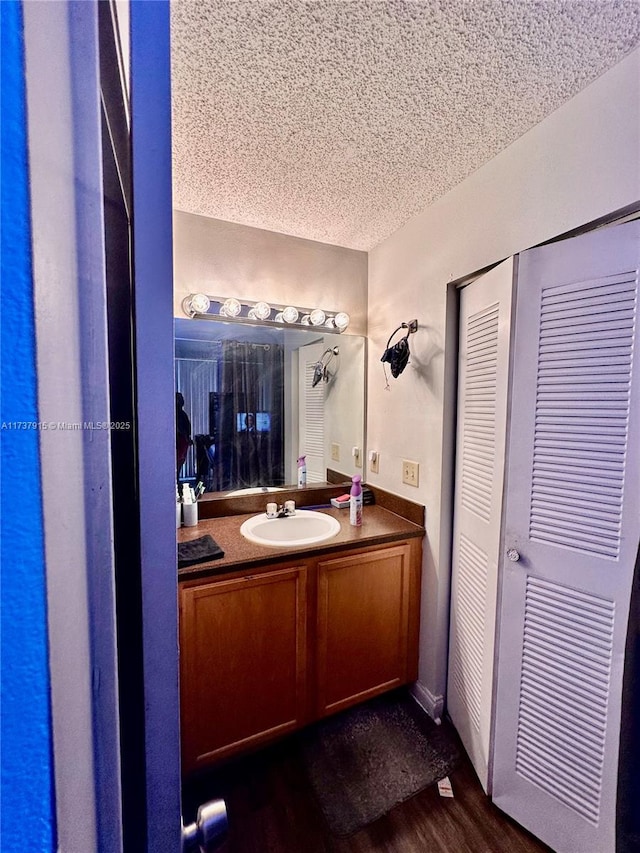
[170, 0, 639, 250]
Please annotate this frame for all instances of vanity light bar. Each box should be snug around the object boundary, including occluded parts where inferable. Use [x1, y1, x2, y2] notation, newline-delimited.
[182, 294, 350, 334]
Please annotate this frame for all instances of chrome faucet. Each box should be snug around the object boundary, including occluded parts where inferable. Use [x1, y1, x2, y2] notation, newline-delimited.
[266, 500, 296, 518]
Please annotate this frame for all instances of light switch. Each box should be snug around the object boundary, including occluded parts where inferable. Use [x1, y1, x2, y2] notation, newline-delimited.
[402, 459, 419, 487]
[368, 450, 379, 474]
[331, 442, 340, 462]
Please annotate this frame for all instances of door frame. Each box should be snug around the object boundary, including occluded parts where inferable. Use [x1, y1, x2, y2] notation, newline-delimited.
[24, 3, 123, 850]
[130, 1, 182, 849]
[24, 1, 181, 850]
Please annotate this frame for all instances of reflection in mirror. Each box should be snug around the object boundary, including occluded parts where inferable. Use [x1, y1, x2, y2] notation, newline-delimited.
[175, 318, 366, 493]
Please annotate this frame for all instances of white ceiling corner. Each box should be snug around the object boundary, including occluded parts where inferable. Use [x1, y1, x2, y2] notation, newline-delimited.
[170, 0, 640, 251]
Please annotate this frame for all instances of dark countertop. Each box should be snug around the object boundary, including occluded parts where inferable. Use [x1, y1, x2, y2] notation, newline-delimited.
[178, 505, 425, 582]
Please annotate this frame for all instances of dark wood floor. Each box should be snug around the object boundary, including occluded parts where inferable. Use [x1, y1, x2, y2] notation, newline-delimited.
[183, 718, 553, 853]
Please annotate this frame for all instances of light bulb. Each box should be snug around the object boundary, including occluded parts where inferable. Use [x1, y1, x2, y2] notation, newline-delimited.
[282, 306, 299, 324]
[222, 297, 241, 317]
[300, 314, 311, 325]
[310, 308, 326, 326]
[334, 312, 350, 331]
[325, 317, 336, 329]
[254, 301, 272, 320]
[247, 308, 258, 319]
[274, 312, 284, 322]
[186, 293, 210, 315]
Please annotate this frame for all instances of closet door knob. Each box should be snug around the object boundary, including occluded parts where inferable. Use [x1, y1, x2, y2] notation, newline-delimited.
[507, 548, 521, 562]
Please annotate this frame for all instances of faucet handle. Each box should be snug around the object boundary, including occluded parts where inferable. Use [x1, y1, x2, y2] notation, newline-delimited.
[266, 502, 278, 518]
[284, 500, 296, 515]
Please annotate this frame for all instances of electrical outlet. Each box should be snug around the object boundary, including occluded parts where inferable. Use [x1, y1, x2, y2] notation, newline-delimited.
[369, 450, 379, 474]
[331, 442, 340, 462]
[402, 459, 419, 487]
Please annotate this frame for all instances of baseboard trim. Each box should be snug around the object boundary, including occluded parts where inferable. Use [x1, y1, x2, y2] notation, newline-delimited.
[410, 682, 445, 724]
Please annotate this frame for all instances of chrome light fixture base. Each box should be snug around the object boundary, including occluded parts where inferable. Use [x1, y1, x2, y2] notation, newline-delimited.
[182, 295, 350, 333]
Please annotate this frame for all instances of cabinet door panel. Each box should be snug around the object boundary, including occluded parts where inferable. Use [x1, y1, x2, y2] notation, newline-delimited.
[180, 566, 307, 771]
[317, 544, 411, 715]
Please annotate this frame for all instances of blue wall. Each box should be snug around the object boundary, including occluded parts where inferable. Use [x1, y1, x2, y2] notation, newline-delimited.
[0, 2, 55, 850]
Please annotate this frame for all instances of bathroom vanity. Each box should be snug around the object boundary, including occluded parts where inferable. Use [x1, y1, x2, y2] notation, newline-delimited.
[178, 504, 424, 775]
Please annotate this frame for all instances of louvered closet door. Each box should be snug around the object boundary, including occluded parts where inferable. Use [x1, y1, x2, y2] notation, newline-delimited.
[298, 341, 326, 482]
[448, 258, 514, 793]
[492, 220, 640, 853]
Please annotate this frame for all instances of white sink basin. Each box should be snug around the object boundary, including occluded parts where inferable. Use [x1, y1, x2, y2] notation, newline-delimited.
[240, 509, 341, 548]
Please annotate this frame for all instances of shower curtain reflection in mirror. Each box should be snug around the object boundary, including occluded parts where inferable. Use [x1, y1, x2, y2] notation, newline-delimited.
[176, 339, 284, 491]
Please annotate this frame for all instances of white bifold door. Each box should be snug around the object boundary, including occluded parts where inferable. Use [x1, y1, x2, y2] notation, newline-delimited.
[448, 258, 514, 792]
[492, 220, 640, 853]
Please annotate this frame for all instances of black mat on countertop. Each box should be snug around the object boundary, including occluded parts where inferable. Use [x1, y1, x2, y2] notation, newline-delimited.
[178, 535, 224, 567]
[298, 691, 460, 837]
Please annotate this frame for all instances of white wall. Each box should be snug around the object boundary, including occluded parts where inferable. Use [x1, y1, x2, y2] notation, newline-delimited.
[173, 211, 368, 335]
[367, 49, 640, 707]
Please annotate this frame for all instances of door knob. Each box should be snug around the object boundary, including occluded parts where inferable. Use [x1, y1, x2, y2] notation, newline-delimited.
[507, 548, 521, 562]
[182, 799, 228, 852]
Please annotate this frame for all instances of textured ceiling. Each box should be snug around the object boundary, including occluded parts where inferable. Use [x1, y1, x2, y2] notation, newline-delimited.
[170, 0, 639, 250]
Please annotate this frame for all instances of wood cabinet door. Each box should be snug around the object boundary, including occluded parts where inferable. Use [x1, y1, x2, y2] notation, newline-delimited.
[316, 543, 412, 716]
[180, 566, 308, 772]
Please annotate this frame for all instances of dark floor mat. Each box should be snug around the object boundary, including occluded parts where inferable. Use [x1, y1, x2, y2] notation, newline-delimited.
[298, 691, 460, 837]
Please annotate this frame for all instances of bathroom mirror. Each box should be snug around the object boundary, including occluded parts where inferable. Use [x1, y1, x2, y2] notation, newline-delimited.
[175, 317, 366, 493]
